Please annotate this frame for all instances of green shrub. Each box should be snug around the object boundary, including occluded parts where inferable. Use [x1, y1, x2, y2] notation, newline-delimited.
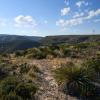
[32, 65, 41, 73]
[15, 83, 38, 99]
[19, 63, 30, 74]
[54, 64, 95, 97]
[26, 49, 46, 59]
[83, 58, 100, 79]
[1, 92, 22, 100]
[0, 67, 8, 80]
[63, 49, 71, 57]
[0, 76, 19, 95]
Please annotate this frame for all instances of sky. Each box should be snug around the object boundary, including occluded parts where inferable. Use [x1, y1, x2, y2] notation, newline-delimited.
[0, 0, 100, 36]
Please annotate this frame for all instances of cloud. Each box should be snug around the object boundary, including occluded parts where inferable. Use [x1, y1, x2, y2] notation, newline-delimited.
[14, 15, 37, 27]
[56, 19, 66, 27]
[56, 18, 83, 27]
[85, 9, 100, 19]
[64, 0, 69, 6]
[73, 12, 84, 18]
[56, 9, 100, 27]
[61, 7, 70, 16]
[76, 1, 88, 7]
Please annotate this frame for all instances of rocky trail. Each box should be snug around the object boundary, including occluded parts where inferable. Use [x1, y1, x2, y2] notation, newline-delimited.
[29, 60, 68, 100]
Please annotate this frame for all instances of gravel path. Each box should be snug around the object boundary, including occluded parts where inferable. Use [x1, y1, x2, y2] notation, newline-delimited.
[29, 60, 68, 100]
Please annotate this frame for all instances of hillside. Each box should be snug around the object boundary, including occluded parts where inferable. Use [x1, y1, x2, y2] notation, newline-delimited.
[0, 34, 42, 53]
[41, 35, 100, 45]
[0, 34, 100, 53]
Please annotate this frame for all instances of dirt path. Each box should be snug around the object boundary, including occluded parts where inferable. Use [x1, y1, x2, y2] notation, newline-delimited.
[29, 60, 67, 100]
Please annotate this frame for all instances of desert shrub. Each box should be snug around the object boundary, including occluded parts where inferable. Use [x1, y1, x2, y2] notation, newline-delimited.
[15, 83, 38, 99]
[52, 50, 63, 58]
[0, 76, 38, 100]
[50, 46, 59, 51]
[29, 72, 37, 78]
[28, 65, 41, 78]
[26, 48, 46, 59]
[39, 47, 50, 53]
[0, 76, 19, 95]
[19, 63, 30, 74]
[63, 49, 71, 57]
[32, 65, 41, 73]
[96, 51, 100, 58]
[0, 67, 8, 80]
[15, 51, 24, 57]
[83, 58, 100, 79]
[35, 51, 46, 59]
[54, 64, 95, 98]
[1, 92, 22, 100]
[26, 53, 34, 59]
[46, 54, 54, 59]
[75, 43, 89, 49]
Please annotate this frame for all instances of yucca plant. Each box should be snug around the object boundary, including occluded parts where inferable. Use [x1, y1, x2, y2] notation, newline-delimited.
[54, 64, 95, 98]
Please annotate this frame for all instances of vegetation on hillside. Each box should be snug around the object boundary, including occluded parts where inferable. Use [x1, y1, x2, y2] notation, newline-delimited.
[0, 41, 100, 100]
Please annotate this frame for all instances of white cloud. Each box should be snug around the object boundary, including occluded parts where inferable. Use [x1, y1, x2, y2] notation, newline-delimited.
[76, 1, 88, 7]
[73, 12, 84, 18]
[85, 9, 100, 19]
[61, 7, 70, 16]
[56, 9, 100, 27]
[56, 19, 66, 27]
[56, 18, 83, 27]
[14, 15, 37, 27]
[64, 0, 69, 6]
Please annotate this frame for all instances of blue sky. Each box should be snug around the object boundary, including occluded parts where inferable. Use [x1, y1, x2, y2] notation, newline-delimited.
[0, 0, 100, 36]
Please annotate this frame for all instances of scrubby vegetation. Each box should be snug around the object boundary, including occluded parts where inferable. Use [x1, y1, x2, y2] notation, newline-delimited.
[0, 55, 40, 100]
[54, 58, 100, 100]
[14, 42, 100, 59]
[0, 41, 100, 100]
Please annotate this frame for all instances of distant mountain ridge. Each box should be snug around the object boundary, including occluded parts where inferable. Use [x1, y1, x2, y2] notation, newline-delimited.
[41, 35, 100, 45]
[0, 34, 100, 53]
[0, 34, 42, 42]
[0, 34, 42, 53]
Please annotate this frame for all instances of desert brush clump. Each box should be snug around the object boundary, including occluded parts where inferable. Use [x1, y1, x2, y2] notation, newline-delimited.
[0, 76, 38, 100]
[53, 61, 98, 99]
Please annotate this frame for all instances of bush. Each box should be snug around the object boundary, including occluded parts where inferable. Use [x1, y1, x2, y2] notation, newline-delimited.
[63, 49, 71, 57]
[15, 83, 38, 99]
[1, 92, 22, 100]
[0, 67, 7, 80]
[0, 76, 19, 95]
[54, 64, 95, 98]
[83, 58, 100, 79]
[32, 65, 41, 73]
[19, 63, 30, 74]
[26, 49, 46, 59]
[15, 51, 24, 57]
[0, 76, 38, 100]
